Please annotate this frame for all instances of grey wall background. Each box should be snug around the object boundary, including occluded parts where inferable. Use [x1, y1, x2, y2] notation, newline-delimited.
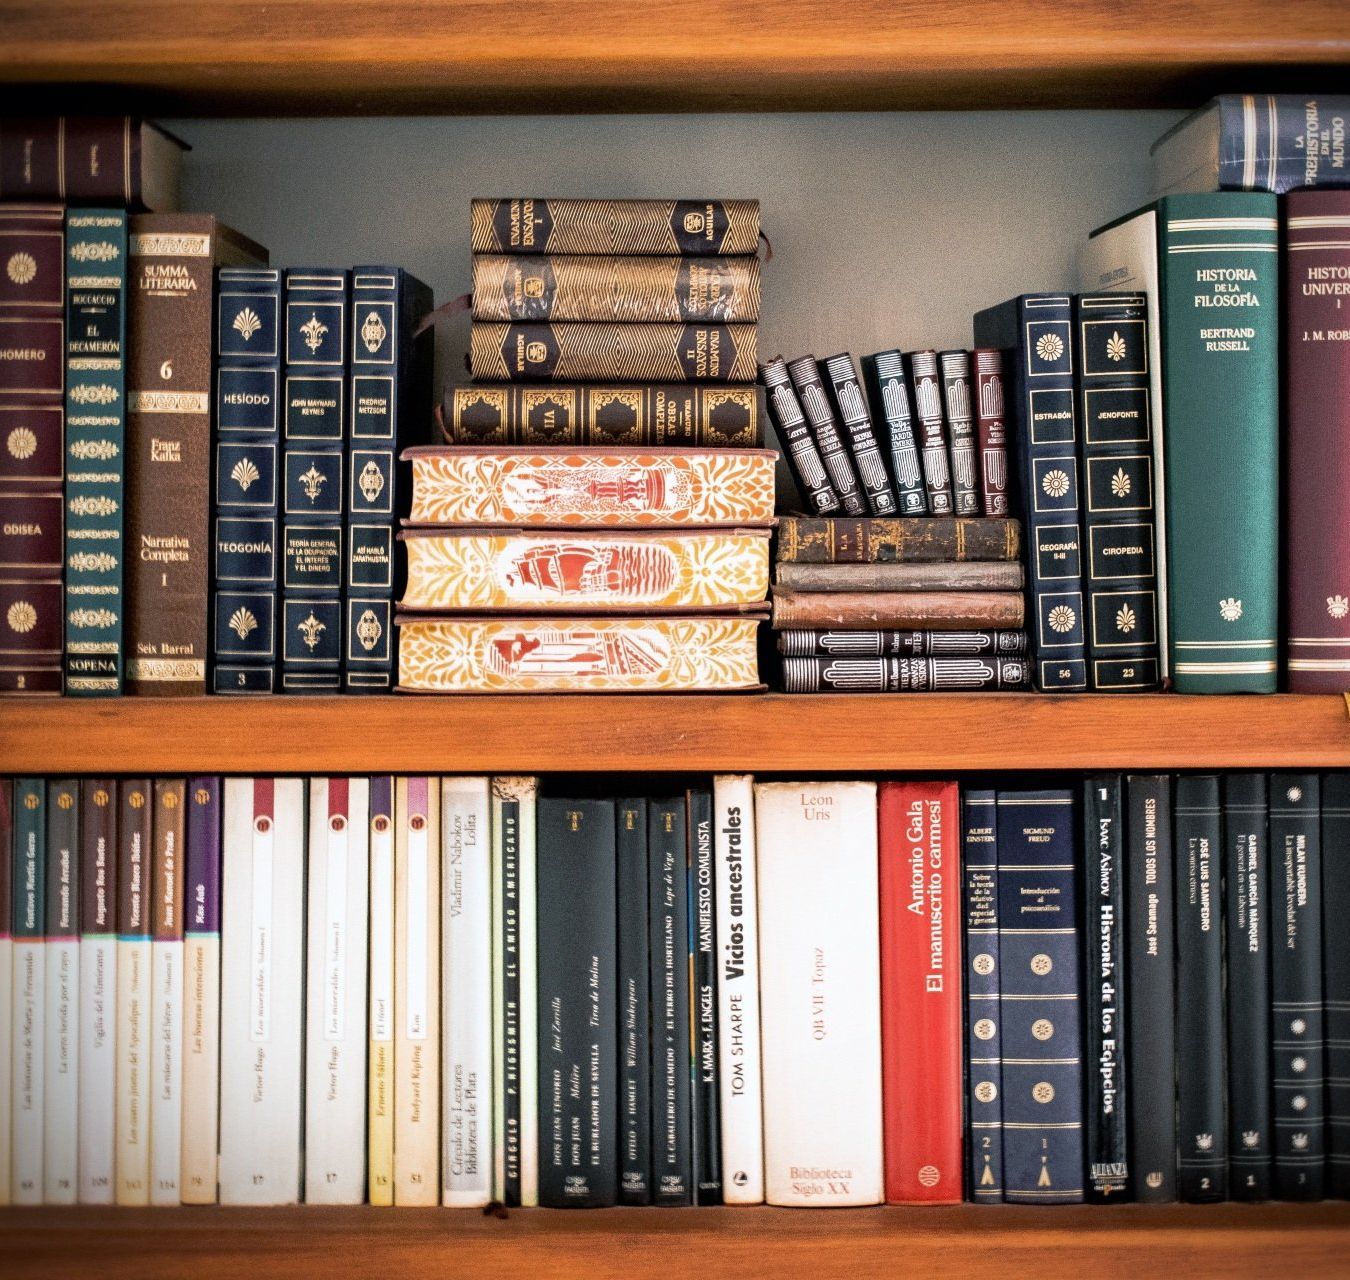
[171, 112, 1179, 394]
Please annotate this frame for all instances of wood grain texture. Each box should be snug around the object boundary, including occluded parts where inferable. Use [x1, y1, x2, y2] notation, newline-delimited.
[2, 1204, 1349, 1279]
[2, 694, 1348, 773]
[0, 0, 1346, 114]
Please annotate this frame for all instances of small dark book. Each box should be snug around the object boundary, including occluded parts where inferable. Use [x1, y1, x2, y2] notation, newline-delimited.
[1322, 772, 1350, 1198]
[616, 799, 652, 1205]
[686, 788, 721, 1205]
[1222, 773, 1271, 1201]
[821, 353, 898, 515]
[1173, 775, 1226, 1202]
[860, 350, 927, 515]
[777, 629, 1027, 658]
[648, 797, 693, 1205]
[1269, 773, 1325, 1201]
[972, 349, 1011, 516]
[904, 350, 955, 515]
[758, 358, 838, 516]
[939, 351, 981, 516]
[1083, 775, 1128, 1201]
[781, 654, 1030, 693]
[1125, 775, 1176, 1202]
[537, 798, 618, 1207]
[786, 355, 864, 516]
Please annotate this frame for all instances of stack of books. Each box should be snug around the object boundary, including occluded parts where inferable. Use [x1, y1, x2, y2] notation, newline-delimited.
[400, 198, 775, 693]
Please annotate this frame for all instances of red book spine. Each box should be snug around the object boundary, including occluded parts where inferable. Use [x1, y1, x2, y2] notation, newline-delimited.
[1286, 189, 1350, 691]
[879, 780, 963, 1203]
[972, 349, 1010, 516]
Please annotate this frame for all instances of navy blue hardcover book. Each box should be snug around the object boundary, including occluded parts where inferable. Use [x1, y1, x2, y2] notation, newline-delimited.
[973, 295, 1088, 691]
[1322, 772, 1350, 1198]
[344, 266, 433, 691]
[281, 267, 348, 692]
[212, 267, 283, 694]
[996, 788, 1084, 1202]
[962, 789, 1003, 1202]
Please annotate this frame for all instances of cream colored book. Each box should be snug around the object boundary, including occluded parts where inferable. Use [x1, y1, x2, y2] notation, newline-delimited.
[305, 777, 370, 1205]
[149, 780, 185, 1206]
[755, 780, 883, 1207]
[367, 777, 395, 1206]
[219, 778, 306, 1205]
[180, 779, 222, 1204]
[0, 785, 10, 1204]
[11, 779, 45, 1206]
[43, 779, 80, 1204]
[395, 776, 440, 1205]
[440, 777, 493, 1207]
[115, 779, 152, 1207]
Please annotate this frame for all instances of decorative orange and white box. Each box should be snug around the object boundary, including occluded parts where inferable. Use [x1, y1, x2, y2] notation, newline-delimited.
[405, 447, 776, 528]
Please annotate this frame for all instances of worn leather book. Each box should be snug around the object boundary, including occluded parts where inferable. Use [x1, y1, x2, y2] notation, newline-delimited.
[0, 118, 184, 211]
[781, 654, 1030, 692]
[771, 589, 1023, 630]
[972, 349, 1010, 517]
[775, 562, 1022, 593]
[398, 614, 763, 693]
[444, 383, 764, 447]
[125, 215, 266, 695]
[471, 199, 760, 257]
[406, 447, 776, 528]
[786, 354, 864, 515]
[401, 527, 770, 612]
[472, 254, 759, 323]
[1285, 190, 1350, 691]
[471, 321, 756, 384]
[758, 357, 838, 516]
[777, 516, 1020, 565]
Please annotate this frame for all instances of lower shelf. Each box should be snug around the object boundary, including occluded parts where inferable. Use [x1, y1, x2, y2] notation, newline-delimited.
[2, 1203, 1347, 1277]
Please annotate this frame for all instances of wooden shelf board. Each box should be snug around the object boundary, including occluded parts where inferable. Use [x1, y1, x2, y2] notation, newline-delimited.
[3, 1203, 1349, 1278]
[3, 693, 1347, 774]
[0, 1, 1347, 113]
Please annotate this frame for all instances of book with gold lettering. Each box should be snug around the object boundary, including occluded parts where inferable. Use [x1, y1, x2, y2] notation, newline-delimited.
[471, 322, 757, 384]
[398, 614, 764, 693]
[406, 447, 775, 528]
[401, 528, 770, 612]
[471, 199, 760, 257]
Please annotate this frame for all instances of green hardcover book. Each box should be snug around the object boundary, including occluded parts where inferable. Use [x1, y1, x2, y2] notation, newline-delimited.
[63, 210, 129, 694]
[1158, 193, 1279, 692]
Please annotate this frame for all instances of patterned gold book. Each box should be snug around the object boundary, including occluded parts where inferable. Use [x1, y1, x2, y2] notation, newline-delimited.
[470, 322, 757, 384]
[397, 615, 764, 692]
[470, 199, 760, 257]
[400, 528, 771, 612]
[406, 447, 776, 528]
[471, 255, 760, 322]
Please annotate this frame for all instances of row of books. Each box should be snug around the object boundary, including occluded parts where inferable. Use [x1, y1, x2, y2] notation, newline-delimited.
[6, 770, 1347, 1207]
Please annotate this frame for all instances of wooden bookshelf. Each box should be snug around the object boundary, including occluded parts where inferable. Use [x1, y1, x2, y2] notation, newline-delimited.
[3, 1202, 1349, 1278]
[0, 0, 1347, 114]
[3, 693, 1349, 774]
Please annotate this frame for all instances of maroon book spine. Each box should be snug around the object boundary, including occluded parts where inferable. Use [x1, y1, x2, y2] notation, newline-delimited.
[1, 118, 139, 206]
[1285, 190, 1350, 691]
[0, 203, 64, 694]
[972, 349, 1010, 517]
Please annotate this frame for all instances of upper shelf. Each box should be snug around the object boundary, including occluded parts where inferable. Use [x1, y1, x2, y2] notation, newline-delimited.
[4, 693, 1348, 774]
[1, 0, 1347, 115]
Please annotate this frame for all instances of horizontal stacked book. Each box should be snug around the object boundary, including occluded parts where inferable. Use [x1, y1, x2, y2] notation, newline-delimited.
[7, 768, 1346, 1207]
[403, 199, 772, 692]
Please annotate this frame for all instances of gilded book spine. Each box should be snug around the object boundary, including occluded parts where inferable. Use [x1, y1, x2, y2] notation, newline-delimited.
[786, 355, 863, 516]
[470, 199, 760, 256]
[860, 351, 926, 515]
[822, 353, 897, 515]
[472, 254, 760, 322]
[939, 350, 980, 516]
[972, 349, 1010, 517]
[758, 358, 838, 516]
[471, 322, 757, 384]
[777, 629, 1027, 657]
[0, 118, 179, 209]
[905, 351, 954, 516]
[444, 383, 764, 448]
[63, 210, 127, 695]
[776, 516, 1021, 564]
[780, 655, 1030, 692]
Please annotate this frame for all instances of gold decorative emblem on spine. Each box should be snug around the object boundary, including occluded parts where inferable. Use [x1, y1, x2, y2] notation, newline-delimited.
[355, 609, 383, 651]
[232, 307, 262, 341]
[298, 611, 326, 650]
[360, 311, 387, 353]
[298, 463, 327, 502]
[7, 600, 37, 633]
[299, 312, 328, 354]
[358, 460, 385, 504]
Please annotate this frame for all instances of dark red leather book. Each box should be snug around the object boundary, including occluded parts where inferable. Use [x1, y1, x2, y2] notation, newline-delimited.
[879, 780, 963, 1203]
[0, 119, 184, 210]
[1286, 189, 1350, 691]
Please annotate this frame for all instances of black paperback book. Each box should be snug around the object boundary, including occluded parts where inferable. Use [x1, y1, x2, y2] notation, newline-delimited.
[616, 797, 652, 1205]
[1222, 773, 1272, 1201]
[859, 350, 927, 515]
[1322, 772, 1350, 1198]
[686, 788, 721, 1204]
[1126, 775, 1176, 1202]
[1269, 773, 1325, 1201]
[1083, 775, 1128, 1200]
[648, 797, 693, 1205]
[1173, 774, 1226, 1202]
[500, 793, 524, 1206]
[537, 797, 618, 1208]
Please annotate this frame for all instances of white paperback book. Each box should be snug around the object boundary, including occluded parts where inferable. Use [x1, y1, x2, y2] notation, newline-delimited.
[755, 780, 883, 1207]
[0, 782, 11, 1205]
[441, 776, 493, 1207]
[115, 779, 152, 1206]
[219, 777, 306, 1205]
[12, 780, 46, 1206]
[43, 780, 80, 1204]
[305, 777, 370, 1205]
[367, 777, 395, 1206]
[713, 774, 765, 1204]
[1078, 204, 1170, 676]
[77, 781, 117, 1203]
[149, 779, 185, 1206]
